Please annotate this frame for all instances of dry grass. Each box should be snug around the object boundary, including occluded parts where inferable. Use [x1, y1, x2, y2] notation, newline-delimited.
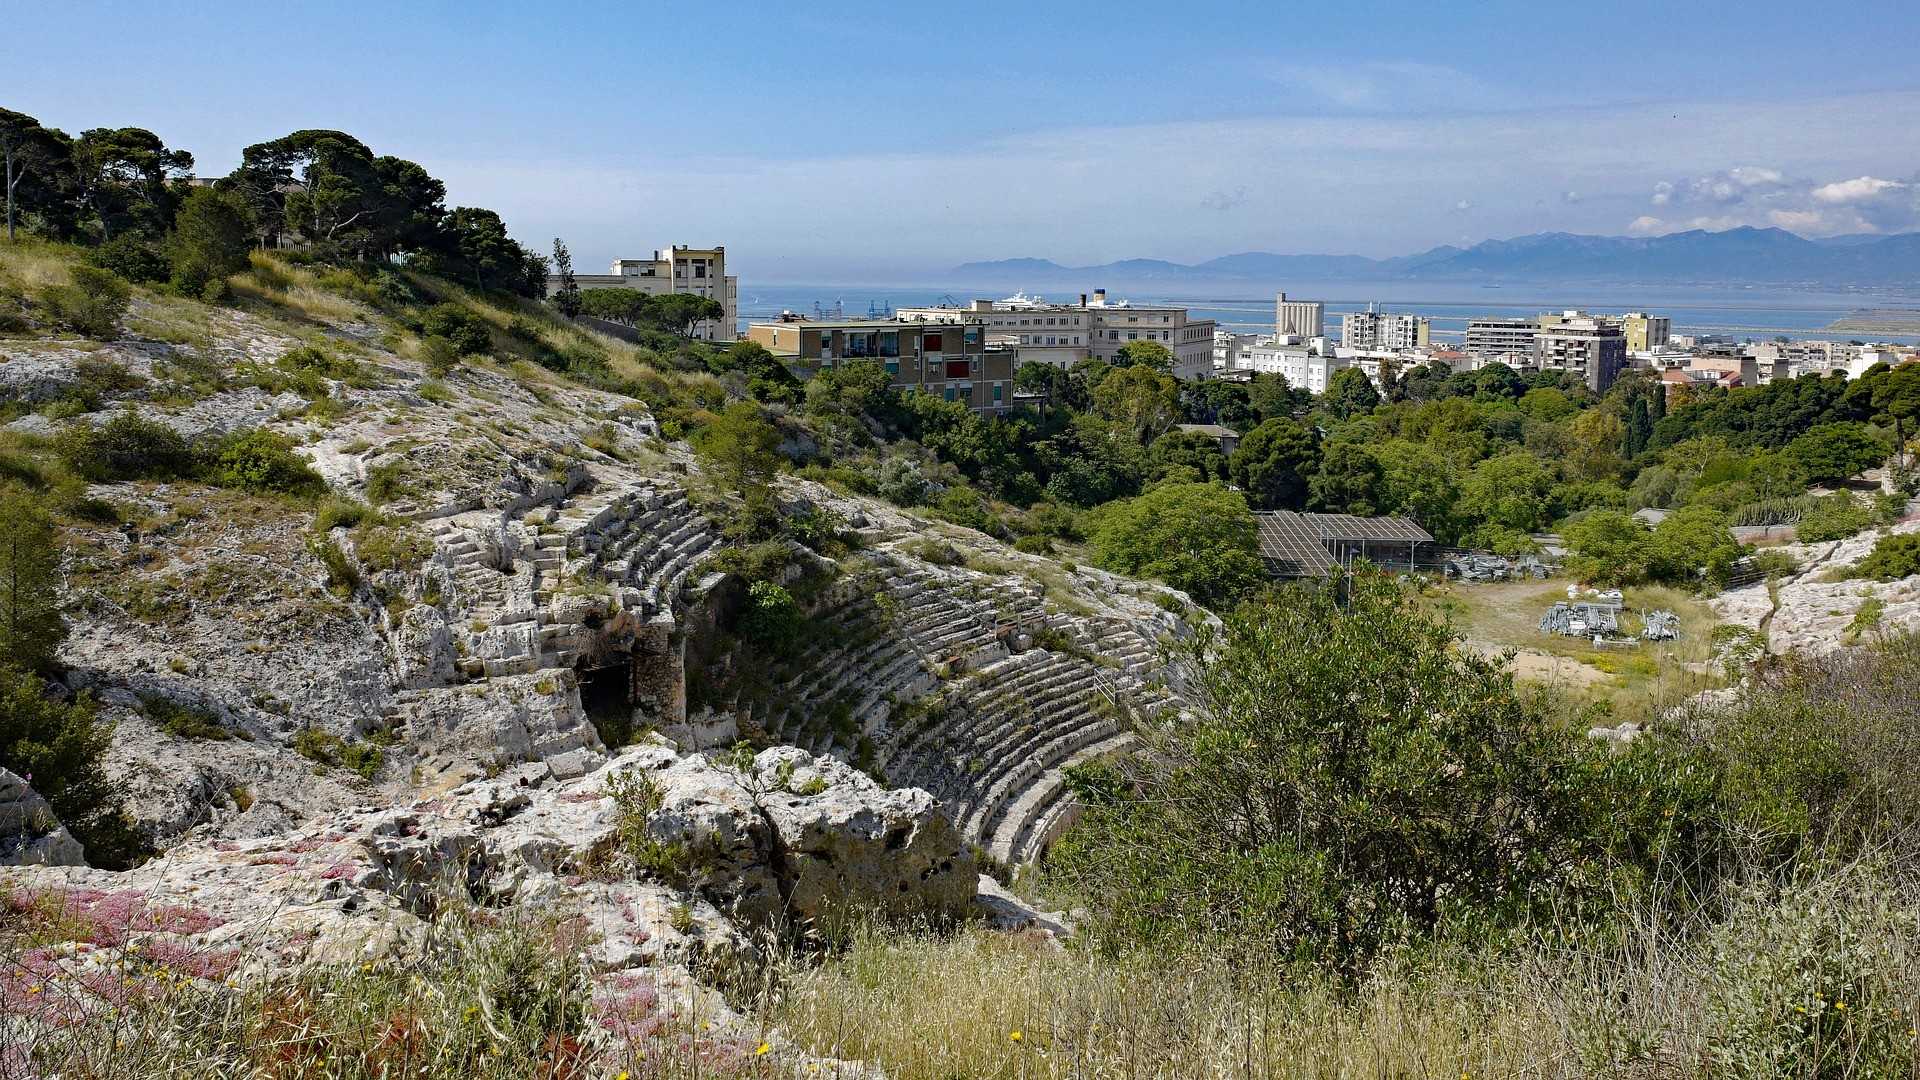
[226, 252, 369, 324]
[0, 239, 90, 294]
[776, 863, 1920, 1079]
[1432, 578, 1724, 721]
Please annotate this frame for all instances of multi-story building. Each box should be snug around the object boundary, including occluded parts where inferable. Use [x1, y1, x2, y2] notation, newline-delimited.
[745, 317, 1015, 415]
[1534, 313, 1627, 392]
[1464, 317, 1539, 361]
[1341, 304, 1430, 350]
[896, 289, 1215, 380]
[1239, 341, 1349, 394]
[1275, 292, 1325, 339]
[1539, 309, 1670, 356]
[549, 245, 739, 342]
[1214, 330, 1260, 372]
[1618, 312, 1671, 353]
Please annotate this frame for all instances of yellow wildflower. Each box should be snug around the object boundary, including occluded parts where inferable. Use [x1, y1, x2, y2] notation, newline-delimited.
[755, 1042, 772, 1056]
[616, 1072, 630, 1080]
[1010, 1030, 1023, 1043]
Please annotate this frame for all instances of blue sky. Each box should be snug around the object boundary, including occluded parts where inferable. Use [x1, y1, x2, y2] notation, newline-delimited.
[11, 1, 1920, 280]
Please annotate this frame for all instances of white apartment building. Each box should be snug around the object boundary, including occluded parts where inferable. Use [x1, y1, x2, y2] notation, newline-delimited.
[550, 245, 739, 341]
[1275, 292, 1325, 339]
[1214, 330, 1260, 372]
[1239, 341, 1349, 394]
[1464, 317, 1539, 361]
[897, 289, 1216, 380]
[1342, 304, 1431, 350]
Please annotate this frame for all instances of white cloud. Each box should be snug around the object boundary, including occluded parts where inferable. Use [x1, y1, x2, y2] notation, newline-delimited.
[1812, 175, 1907, 203]
[1627, 215, 1667, 235]
[1635, 165, 1920, 237]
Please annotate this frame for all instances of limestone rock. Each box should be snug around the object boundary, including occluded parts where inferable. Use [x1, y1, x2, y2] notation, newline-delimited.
[752, 747, 975, 923]
[0, 768, 85, 867]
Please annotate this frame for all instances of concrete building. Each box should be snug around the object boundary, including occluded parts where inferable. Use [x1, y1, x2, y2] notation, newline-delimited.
[1274, 292, 1325, 339]
[1175, 423, 1241, 456]
[1214, 330, 1260, 372]
[1618, 312, 1671, 353]
[1534, 313, 1627, 392]
[896, 289, 1215, 380]
[1239, 340, 1348, 394]
[1342, 305, 1430, 350]
[747, 317, 1016, 414]
[550, 246, 739, 342]
[1539, 309, 1670, 355]
[1464, 317, 1539, 361]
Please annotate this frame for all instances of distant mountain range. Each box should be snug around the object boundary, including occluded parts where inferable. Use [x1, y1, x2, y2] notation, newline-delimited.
[951, 227, 1920, 288]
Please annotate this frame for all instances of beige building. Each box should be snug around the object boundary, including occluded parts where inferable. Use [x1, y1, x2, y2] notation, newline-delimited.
[548, 245, 739, 342]
[1274, 292, 1325, 339]
[746, 317, 1016, 415]
[1464, 317, 1538, 361]
[896, 289, 1216, 380]
[1535, 314, 1627, 392]
[1540, 309, 1670, 354]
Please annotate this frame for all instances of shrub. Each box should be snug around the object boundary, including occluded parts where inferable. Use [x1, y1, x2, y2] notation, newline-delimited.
[351, 523, 434, 573]
[0, 488, 66, 672]
[1012, 534, 1054, 555]
[419, 304, 492, 357]
[1851, 533, 1920, 582]
[419, 335, 461, 377]
[140, 693, 236, 741]
[0, 663, 142, 867]
[1085, 482, 1262, 609]
[292, 728, 383, 780]
[39, 266, 132, 339]
[167, 187, 253, 296]
[1049, 574, 1712, 970]
[202, 429, 325, 498]
[312, 496, 376, 533]
[737, 580, 803, 658]
[56, 409, 194, 481]
[1795, 493, 1876, 543]
[364, 460, 414, 504]
[87, 233, 169, 284]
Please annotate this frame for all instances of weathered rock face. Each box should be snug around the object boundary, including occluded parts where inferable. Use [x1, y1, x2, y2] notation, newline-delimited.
[0, 768, 84, 867]
[0, 742, 970, 969]
[1713, 518, 1920, 657]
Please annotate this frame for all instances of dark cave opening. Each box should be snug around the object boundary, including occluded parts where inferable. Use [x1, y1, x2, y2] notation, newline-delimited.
[578, 660, 638, 748]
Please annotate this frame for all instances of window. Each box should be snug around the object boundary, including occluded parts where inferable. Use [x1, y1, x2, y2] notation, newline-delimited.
[884, 360, 900, 374]
[993, 383, 1004, 401]
[879, 331, 899, 357]
[944, 387, 956, 401]
[924, 332, 943, 352]
[963, 326, 982, 344]
[945, 359, 972, 379]
[1127, 331, 1137, 340]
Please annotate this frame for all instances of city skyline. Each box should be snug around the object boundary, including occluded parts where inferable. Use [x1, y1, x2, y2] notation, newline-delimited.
[11, 1, 1920, 280]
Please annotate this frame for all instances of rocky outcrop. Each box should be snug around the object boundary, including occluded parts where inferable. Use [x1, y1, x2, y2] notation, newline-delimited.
[0, 768, 84, 867]
[1713, 518, 1920, 657]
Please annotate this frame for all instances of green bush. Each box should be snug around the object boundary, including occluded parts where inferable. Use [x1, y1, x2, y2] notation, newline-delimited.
[39, 265, 132, 339]
[202, 428, 325, 498]
[1050, 573, 1683, 970]
[363, 460, 414, 504]
[351, 522, 434, 573]
[737, 580, 804, 658]
[1, 663, 143, 867]
[292, 728, 383, 780]
[87, 233, 169, 284]
[56, 409, 195, 481]
[0, 488, 66, 672]
[1852, 533, 1920, 582]
[420, 304, 492, 357]
[312, 496, 376, 533]
[1795, 493, 1876, 543]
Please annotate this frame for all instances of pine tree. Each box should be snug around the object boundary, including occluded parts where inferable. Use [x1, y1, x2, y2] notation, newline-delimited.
[551, 237, 581, 318]
[0, 488, 66, 671]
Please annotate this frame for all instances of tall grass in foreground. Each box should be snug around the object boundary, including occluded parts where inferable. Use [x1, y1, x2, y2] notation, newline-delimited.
[776, 862, 1920, 1079]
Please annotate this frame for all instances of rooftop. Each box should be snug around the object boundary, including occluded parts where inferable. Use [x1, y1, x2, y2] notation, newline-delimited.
[1253, 511, 1435, 578]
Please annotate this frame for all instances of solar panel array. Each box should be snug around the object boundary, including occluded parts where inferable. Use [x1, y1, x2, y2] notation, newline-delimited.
[1254, 512, 1337, 577]
[1309, 513, 1434, 543]
[1253, 511, 1434, 577]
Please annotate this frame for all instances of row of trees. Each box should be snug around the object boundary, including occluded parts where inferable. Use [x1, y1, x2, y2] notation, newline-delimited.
[1, 109, 545, 296]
